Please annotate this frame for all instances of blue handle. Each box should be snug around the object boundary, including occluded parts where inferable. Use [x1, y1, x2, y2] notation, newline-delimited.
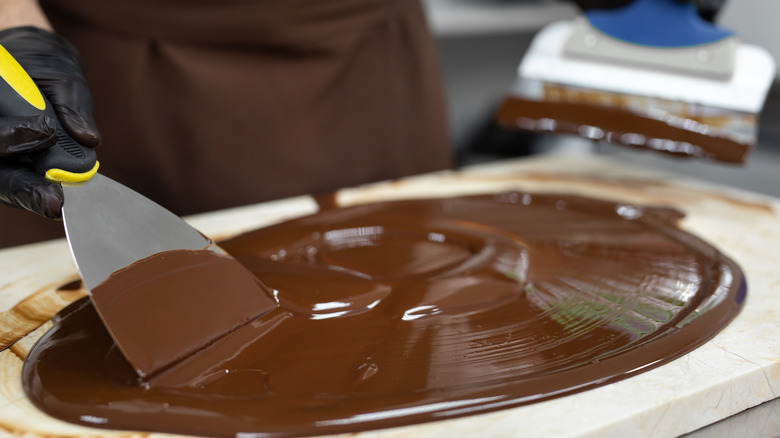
[585, 0, 734, 48]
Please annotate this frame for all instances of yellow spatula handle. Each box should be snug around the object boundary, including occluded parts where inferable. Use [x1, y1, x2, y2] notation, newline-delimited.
[0, 43, 98, 184]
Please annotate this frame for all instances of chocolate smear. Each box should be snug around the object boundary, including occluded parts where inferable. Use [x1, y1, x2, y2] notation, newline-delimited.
[23, 192, 745, 437]
[496, 85, 756, 164]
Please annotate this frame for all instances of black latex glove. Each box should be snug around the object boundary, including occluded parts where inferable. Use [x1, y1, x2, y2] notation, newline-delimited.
[0, 26, 100, 219]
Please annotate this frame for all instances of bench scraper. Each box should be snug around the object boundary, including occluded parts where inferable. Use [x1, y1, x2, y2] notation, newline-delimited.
[495, 0, 775, 164]
[0, 43, 276, 380]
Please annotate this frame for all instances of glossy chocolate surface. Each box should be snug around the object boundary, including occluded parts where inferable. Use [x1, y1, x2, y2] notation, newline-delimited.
[23, 193, 745, 437]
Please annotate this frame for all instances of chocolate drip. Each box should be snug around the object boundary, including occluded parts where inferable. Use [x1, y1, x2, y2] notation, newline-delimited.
[23, 193, 745, 437]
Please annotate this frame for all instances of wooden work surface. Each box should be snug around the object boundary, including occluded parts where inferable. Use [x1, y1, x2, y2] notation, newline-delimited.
[1, 154, 778, 437]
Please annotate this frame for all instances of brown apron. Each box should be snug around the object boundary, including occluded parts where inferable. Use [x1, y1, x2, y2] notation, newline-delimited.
[1, 0, 450, 247]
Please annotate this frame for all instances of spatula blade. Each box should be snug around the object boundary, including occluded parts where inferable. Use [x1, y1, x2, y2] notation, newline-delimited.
[62, 173, 211, 291]
[61, 173, 277, 380]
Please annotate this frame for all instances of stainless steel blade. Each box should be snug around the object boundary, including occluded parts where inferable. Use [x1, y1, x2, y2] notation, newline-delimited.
[61, 173, 211, 291]
[60, 173, 276, 380]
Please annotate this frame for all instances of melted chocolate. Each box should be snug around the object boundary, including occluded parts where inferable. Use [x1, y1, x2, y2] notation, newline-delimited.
[23, 193, 745, 437]
[496, 92, 754, 164]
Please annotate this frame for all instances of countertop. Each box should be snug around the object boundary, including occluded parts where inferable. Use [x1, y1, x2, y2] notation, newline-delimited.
[0, 153, 779, 437]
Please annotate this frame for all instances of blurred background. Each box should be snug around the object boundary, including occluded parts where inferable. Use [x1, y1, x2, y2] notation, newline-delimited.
[424, 0, 780, 197]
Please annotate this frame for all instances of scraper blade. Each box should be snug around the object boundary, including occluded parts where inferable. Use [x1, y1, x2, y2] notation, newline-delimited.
[62, 174, 210, 290]
[0, 41, 276, 380]
[60, 174, 277, 380]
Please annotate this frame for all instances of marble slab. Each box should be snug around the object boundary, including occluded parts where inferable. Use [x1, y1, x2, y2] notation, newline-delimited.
[0, 153, 778, 437]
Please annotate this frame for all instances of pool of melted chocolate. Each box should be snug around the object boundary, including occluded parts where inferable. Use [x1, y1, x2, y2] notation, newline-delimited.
[23, 192, 745, 437]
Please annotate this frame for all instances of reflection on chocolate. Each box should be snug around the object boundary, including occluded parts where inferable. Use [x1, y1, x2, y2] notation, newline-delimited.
[23, 193, 745, 437]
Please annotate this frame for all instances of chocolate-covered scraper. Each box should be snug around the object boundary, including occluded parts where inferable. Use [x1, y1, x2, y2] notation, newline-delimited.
[496, 0, 776, 163]
[0, 44, 275, 379]
[59, 174, 277, 380]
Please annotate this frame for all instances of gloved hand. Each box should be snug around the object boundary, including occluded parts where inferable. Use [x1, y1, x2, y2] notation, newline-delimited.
[0, 26, 100, 219]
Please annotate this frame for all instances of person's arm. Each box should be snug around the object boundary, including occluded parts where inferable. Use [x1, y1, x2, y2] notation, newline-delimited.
[0, 0, 52, 30]
[0, 0, 100, 218]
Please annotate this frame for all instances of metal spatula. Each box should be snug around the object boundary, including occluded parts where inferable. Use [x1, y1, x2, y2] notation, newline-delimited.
[58, 173, 277, 380]
[1, 43, 276, 380]
[61, 173, 212, 291]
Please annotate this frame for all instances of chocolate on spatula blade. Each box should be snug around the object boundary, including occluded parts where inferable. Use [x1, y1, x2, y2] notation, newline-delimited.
[62, 174, 277, 379]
